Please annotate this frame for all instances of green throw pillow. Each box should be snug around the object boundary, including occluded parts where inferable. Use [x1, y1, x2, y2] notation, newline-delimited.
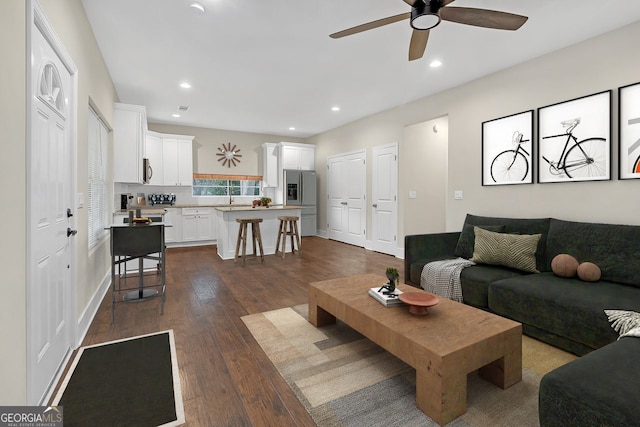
[471, 226, 541, 273]
[454, 223, 506, 259]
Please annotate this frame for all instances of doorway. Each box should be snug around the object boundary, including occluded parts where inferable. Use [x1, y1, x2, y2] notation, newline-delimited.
[27, 0, 78, 404]
[327, 150, 366, 247]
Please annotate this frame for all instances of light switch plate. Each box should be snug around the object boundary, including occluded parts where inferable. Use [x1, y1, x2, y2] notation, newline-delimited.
[408, 190, 417, 199]
[454, 190, 463, 200]
[76, 192, 84, 208]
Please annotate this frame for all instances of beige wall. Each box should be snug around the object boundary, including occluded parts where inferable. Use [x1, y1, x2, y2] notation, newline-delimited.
[310, 21, 640, 248]
[148, 123, 305, 177]
[0, 0, 28, 405]
[0, 0, 117, 404]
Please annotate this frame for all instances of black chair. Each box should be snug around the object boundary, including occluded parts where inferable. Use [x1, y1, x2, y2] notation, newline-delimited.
[110, 224, 166, 323]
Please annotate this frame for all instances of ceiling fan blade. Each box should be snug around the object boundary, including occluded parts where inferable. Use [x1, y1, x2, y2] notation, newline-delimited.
[330, 12, 411, 38]
[441, 0, 456, 5]
[409, 29, 429, 61]
[401, 0, 419, 6]
[439, 7, 528, 31]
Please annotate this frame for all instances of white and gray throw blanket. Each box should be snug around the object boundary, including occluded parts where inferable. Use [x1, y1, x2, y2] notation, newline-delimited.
[420, 258, 475, 302]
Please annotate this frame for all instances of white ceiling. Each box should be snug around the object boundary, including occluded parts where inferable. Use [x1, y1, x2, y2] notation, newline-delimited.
[82, 0, 640, 138]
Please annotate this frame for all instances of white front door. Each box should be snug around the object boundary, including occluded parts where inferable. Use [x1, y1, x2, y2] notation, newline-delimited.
[371, 144, 398, 255]
[327, 150, 366, 247]
[28, 2, 77, 404]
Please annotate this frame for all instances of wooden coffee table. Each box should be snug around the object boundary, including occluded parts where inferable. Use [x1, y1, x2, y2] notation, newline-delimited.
[308, 274, 522, 426]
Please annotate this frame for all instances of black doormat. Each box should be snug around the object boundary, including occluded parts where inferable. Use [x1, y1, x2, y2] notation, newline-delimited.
[52, 330, 184, 426]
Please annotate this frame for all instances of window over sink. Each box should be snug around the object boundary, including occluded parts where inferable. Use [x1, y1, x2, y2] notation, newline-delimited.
[192, 173, 262, 197]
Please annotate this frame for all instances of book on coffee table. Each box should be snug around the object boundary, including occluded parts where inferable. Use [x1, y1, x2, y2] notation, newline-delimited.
[368, 286, 404, 307]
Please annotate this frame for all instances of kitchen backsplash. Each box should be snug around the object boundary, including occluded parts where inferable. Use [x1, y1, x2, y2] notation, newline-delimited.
[114, 183, 274, 208]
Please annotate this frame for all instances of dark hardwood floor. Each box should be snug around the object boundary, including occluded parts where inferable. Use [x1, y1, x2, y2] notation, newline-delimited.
[66, 237, 404, 426]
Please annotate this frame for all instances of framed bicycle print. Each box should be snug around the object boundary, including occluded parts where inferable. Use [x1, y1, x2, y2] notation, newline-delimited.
[537, 90, 611, 183]
[619, 82, 640, 179]
[481, 110, 534, 186]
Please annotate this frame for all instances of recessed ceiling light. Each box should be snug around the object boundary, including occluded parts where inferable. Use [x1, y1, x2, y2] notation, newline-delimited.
[189, 2, 205, 14]
[289, 127, 296, 131]
[331, 106, 340, 112]
[430, 60, 443, 68]
[172, 114, 181, 118]
[179, 82, 191, 89]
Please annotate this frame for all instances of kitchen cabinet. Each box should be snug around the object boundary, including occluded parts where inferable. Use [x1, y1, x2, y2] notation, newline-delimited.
[279, 142, 315, 170]
[144, 132, 164, 186]
[181, 208, 215, 241]
[262, 143, 278, 187]
[163, 208, 181, 244]
[113, 103, 147, 183]
[163, 137, 194, 186]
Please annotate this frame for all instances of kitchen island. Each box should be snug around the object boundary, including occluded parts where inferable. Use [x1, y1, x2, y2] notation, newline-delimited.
[215, 205, 302, 260]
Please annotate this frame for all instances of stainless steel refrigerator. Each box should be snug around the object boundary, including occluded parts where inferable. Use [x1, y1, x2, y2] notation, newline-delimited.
[284, 169, 317, 236]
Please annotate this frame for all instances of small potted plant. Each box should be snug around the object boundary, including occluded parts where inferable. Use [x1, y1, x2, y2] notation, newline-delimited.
[385, 267, 399, 292]
[260, 197, 272, 208]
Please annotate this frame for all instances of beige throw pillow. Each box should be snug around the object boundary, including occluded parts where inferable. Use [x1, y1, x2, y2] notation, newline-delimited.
[471, 226, 541, 273]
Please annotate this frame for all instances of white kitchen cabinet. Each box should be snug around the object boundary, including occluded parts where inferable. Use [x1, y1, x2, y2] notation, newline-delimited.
[163, 208, 181, 244]
[279, 142, 315, 170]
[163, 137, 194, 186]
[113, 103, 147, 183]
[181, 208, 215, 241]
[262, 143, 278, 187]
[144, 132, 164, 186]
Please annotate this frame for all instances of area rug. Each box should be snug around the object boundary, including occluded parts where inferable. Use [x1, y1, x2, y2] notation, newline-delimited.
[52, 330, 185, 427]
[242, 305, 576, 427]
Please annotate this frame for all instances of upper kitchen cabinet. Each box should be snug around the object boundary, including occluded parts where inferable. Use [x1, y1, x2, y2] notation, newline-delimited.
[144, 131, 164, 186]
[279, 142, 315, 170]
[113, 103, 147, 183]
[262, 143, 279, 187]
[162, 136, 194, 186]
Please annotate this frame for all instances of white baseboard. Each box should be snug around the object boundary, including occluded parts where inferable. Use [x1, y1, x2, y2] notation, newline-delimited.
[76, 270, 110, 348]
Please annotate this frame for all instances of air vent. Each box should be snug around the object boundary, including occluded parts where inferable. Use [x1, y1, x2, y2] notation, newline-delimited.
[178, 105, 190, 111]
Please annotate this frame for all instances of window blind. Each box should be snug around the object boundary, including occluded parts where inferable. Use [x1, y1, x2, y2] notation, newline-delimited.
[88, 107, 108, 249]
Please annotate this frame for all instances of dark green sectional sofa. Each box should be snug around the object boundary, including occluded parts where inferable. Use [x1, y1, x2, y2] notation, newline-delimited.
[404, 213, 640, 426]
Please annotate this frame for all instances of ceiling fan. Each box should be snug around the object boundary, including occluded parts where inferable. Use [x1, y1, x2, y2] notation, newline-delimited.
[330, 0, 528, 61]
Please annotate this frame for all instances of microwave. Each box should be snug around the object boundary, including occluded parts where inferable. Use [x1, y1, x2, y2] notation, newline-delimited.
[143, 158, 152, 184]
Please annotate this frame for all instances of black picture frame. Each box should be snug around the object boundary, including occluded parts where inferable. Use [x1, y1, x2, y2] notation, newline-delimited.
[481, 110, 534, 186]
[537, 90, 611, 183]
[618, 82, 640, 180]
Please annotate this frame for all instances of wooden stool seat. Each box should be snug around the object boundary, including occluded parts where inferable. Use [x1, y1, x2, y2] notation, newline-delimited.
[235, 218, 264, 265]
[275, 216, 301, 259]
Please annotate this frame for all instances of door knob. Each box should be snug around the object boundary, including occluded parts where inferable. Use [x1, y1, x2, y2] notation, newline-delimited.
[67, 208, 73, 218]
[341, 201, 347, 205]
[372, 203, 378, 208]
[67, 228, 78, 237]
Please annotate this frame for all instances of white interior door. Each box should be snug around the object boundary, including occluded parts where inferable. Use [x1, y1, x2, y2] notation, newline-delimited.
[28, 2, 76, 404]
[327, 150, 366, 247]
[372, 144, 398, 255]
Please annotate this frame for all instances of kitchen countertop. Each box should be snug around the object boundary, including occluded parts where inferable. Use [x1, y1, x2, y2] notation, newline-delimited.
[214, 205, 300, 212]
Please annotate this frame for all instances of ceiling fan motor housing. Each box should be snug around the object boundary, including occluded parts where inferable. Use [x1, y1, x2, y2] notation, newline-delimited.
[410, 0, 441, 30]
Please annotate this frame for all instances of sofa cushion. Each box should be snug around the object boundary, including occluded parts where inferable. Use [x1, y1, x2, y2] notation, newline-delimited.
[487, 273, 640, 350]
[471, 227, 541, 273]
[462, 214, 551, 271]
[551, 254, 579, 278]
[545, 218, 640, 287]
[454, 223, 505, 259]
[459, 265, 526, 309]
[539, 337, 640, 427]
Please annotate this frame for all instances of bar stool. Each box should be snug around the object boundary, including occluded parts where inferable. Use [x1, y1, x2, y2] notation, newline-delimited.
[276, 216, 301, 259]
[235, 218, 264, 265]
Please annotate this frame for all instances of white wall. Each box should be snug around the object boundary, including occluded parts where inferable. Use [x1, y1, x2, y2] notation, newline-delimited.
[309, 20, 640, 247]
[0, 0, 28, 405]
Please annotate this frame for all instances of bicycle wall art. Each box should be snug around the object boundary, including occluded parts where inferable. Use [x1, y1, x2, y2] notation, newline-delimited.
[537, 90, 611, 183]
[482, 110, 534, 186]
[618, 82, 640, 180]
